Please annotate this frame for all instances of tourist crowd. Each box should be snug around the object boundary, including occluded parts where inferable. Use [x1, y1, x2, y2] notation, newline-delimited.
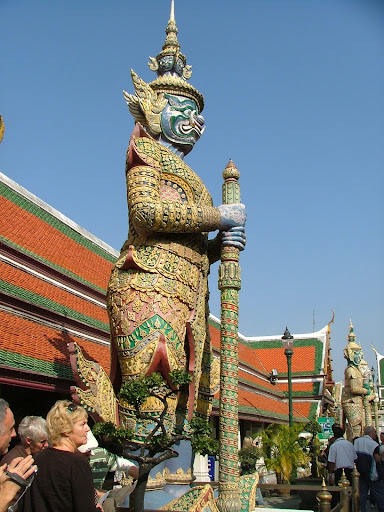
[1, 395, 384, 512]
[0, 398, 138, 512]
[324, 423, 384, 512]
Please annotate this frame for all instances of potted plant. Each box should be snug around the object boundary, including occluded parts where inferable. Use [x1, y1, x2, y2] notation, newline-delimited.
[302, 419, 322, 478]
[238, 445, 262, 475]
[260, 423, 309, 491]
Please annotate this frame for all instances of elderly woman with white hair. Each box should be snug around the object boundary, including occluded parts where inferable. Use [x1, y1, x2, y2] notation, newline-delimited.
[1, 416, 48, 468]
[19, 400, 101, 512]
[0, 415, 48, 510]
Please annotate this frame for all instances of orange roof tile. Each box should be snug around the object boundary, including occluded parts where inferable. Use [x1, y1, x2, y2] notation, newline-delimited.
[0, 196, 114, 290]
[209, 322, 220, 349]
[210, 323, 270, 374]
[0, 309, 110, 373]
[278, 382, 315, 392]
[238, 344, 268, 373]
[238, 388, 288, 415]
[292, 402, 313, 419]
[0, 260, 108, 327]
[238, 368, 283, 395]
[254, 346, 316, 374]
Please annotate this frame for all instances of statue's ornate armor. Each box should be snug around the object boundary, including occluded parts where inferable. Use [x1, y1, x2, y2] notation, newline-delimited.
[341, 322, 375, 439]
[107, 125, 220, 424]
[341, 364, 367, 437]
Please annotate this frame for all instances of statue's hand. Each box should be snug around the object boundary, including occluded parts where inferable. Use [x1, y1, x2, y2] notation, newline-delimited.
[218, 203, 246, 230]
[221, 226, 246, 251]
[363, 383, 371, 395]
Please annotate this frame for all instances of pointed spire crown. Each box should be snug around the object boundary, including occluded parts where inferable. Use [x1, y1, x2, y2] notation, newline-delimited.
[148, 0, 190, 80]
[347, 319, 356, 343]
[343, 319, 362, 362]
[146, 0, 204, 112]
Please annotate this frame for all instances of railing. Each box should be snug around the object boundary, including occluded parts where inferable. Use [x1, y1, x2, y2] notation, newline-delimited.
[195, 469, 359, 512]
[120, 466, 361, 512]
[255, 470, 360, 512]
[315, 465, 360, 512]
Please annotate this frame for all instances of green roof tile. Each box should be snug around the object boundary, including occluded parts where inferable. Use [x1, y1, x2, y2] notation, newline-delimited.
[0, 348, 73, 380]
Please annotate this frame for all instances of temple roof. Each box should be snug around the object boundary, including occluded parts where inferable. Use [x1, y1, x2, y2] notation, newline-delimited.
[0, 172, 117, 291]
[0, 172, 113, 391]
[209, 315, 332, 421]
[0, 309, 110, 382]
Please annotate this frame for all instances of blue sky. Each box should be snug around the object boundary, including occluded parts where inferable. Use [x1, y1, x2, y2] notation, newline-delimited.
[1, 0, 383, 382]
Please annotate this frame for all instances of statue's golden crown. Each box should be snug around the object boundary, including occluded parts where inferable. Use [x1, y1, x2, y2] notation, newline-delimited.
[148, 74, 204, 114]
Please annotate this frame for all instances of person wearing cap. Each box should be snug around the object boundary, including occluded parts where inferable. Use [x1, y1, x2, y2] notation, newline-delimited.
[78, 430, 138, 512]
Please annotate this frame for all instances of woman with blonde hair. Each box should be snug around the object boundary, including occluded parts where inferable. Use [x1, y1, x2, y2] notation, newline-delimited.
[19, 400, 101, 512]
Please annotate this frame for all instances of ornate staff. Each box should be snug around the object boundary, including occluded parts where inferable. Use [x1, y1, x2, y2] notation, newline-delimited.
[217, 160, 242, 512]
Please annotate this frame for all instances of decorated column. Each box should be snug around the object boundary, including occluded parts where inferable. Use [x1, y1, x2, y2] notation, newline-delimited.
[217, 160, 242, 512]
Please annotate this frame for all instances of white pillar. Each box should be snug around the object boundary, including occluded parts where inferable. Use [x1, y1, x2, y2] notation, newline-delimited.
[193, 454, 211, 482]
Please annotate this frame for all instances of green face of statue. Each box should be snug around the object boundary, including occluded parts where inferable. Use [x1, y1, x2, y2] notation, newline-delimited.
[160, 94, 205, 154]
[352, 349, 362, 366]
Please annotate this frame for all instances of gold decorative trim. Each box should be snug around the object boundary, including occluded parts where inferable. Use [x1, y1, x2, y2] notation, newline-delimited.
[160, 484, 219, 512]
[163, 466, 193, 484]
[146, 471, 167, 490]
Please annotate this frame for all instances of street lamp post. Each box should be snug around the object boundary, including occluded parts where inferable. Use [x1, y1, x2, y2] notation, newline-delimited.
[282, 327, 294, 427]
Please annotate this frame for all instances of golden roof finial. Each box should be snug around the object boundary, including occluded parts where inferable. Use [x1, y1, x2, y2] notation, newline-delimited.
[327, 309, 335, 333]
